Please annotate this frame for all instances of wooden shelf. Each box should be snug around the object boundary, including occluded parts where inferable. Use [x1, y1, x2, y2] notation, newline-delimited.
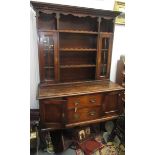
[59, 30, 98, 34]
[102, 49, 108, 51]
[122, 83, 125, 87]
[44, 66, 54, 69]
[38, 30, 113, 36]
[60, 48, 97, 51]
[101, 64, 107, 66]
[38, 29, 98, 34]
[60, 64, 96, 68]
[38, 29, 57, 32]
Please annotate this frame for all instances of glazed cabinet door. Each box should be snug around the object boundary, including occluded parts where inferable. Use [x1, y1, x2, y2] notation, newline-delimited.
[40, 99, 66, 129]
[102, 91, 122, 117]
[39, 32, 59, 83]
[96, 33, 113, 79]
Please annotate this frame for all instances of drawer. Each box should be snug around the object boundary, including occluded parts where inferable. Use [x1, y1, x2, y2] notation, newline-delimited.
[67, 106, 102, 123]
[67, 94, 102, 109]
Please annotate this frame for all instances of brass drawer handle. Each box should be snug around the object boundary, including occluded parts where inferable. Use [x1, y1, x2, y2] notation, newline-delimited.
[89, 111, 96, 116]
[49, 44, 54, 48]
[74, 107, 77, 112]
[89, 99, 96, 103]
[74, 100, 80, 106]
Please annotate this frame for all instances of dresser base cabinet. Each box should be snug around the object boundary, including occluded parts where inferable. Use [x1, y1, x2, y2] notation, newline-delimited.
[38, 81, 124, 130]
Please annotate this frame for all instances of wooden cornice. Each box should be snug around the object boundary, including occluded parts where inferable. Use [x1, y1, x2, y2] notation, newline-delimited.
[30, 1, 121, 18]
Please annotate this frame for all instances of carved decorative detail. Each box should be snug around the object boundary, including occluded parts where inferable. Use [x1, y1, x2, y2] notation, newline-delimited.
[31, 1, 121, 18]
[39, 10, 55, 14]
[59, 12, 96, 18]
[56, 12, 60, 19]
[102, 17, 114, 20]
[97, 17, 101, 23]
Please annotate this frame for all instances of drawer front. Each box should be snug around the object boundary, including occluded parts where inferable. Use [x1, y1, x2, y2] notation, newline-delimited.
[67, 106, 102, 123]
[67, 94, 102, 109]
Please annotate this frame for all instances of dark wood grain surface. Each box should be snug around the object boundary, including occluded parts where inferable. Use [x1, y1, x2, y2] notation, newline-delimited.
[31, 1, 124, 133]
[38, 80, 124, 99]
[31, 1, 121, 18]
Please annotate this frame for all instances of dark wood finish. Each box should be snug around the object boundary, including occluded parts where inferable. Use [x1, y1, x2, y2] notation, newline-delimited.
[31, 1, 121, 83]
[65, 116, 118, 128]
[100, 18, 114, 32]
[102, 91, 122, 116]
[67, 93, 102, 110]
[59, 30, 98, 34]
[31, 1, 120, 18]
[39, 31, 58, 82]
[38, 80, 123, 99]
[31, 1, 124, 132]
[67, 106, 102, 124]
[59, 33, 97, 49]
[37, 81, 124, 128]
[97, 33, 113, 79]
[116, 55, 125, 87]
[60, 68, 96, 83]
[116, 55, 125, 113]
[60, 48, 97, 51]
[38, 12, 56, 30]
[59, 14, 98, 32]
[60, 64, 96, 68]
[40, 99, 67, 128]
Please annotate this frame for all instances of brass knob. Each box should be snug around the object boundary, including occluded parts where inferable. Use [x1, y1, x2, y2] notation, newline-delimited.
[74, 101, 80, 106]
[74, 107, 77, 112]
[89, 99, 96, 103]
[89, 111, 96, 116]
[49, 45, 54, 49]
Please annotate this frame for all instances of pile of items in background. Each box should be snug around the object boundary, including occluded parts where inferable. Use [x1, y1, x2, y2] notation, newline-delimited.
[31, 118, 125, 155]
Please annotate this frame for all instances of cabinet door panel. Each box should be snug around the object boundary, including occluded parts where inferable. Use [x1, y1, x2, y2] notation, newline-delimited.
[40, 99, 66, 127]
[103, 91, 121, 116]
[96, 33, 113, 79]
[39, 32, 58, 83]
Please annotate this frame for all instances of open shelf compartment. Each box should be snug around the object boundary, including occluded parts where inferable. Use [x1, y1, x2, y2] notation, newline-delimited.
[59, 14, 98, 32]
[60, 67, 96, 83]
[59, 33, 97, 49]
[38, 12, 57, 30]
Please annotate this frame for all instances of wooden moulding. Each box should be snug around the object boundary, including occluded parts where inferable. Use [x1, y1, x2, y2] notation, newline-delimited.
[37, 80, 124, 99]
[65, 115, 119, 128]
[31, 1, 121, 18]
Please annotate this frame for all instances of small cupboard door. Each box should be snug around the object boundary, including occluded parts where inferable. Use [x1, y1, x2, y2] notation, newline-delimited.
[96, 33, 113, 79]
[102, 91, 122, 116]
[39, 32, 59, 83]
[40, 99, 66, 128]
